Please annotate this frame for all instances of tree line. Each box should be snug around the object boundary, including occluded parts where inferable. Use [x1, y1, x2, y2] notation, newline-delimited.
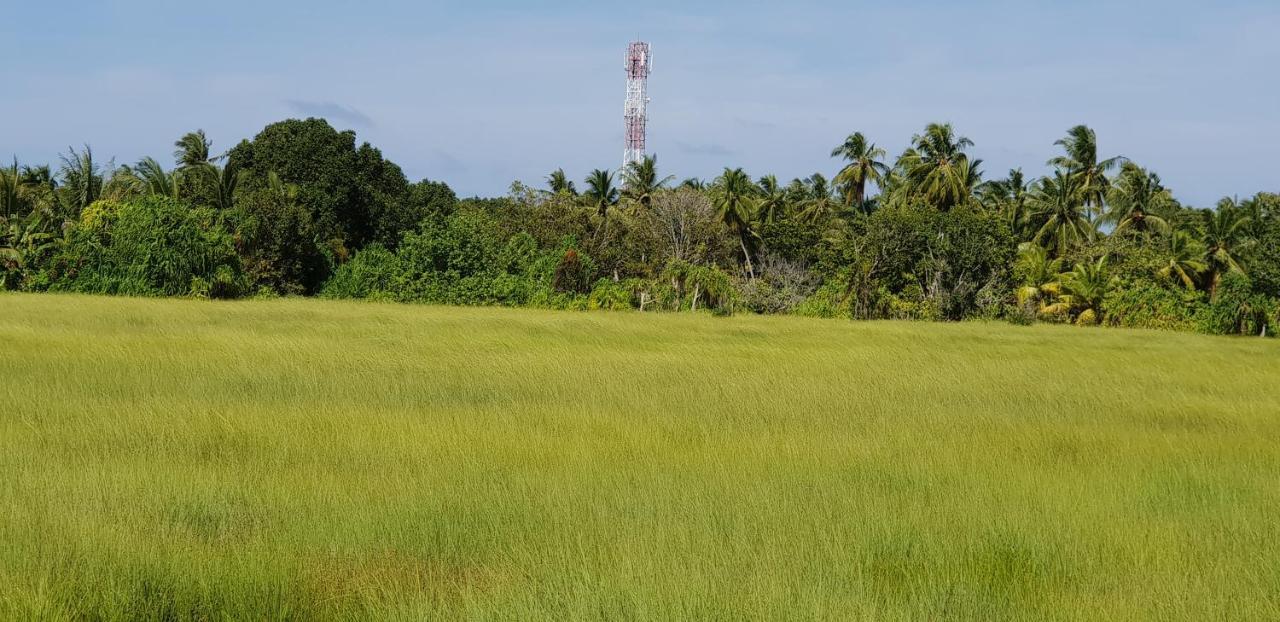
[2, 118, 1278, 335]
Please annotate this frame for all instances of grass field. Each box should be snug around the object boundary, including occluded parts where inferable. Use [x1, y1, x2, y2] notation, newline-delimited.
[1, 293, 1278, 620]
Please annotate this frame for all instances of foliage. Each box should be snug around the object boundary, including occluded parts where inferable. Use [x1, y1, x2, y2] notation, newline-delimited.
[45, 196, 242, 297]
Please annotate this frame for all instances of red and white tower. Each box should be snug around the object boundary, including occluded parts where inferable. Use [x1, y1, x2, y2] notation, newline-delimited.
[623, 42, 652, 169]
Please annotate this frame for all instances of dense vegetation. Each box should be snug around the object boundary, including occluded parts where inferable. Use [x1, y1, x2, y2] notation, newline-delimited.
[4, 119, 1278, 335]
[3, 293, 1277, 620]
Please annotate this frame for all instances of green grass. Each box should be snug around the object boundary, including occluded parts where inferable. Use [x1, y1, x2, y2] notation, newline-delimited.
[1, 293, 1278, 621]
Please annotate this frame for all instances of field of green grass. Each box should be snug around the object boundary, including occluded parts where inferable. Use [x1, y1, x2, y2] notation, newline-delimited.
[1, 293, 1278, 620]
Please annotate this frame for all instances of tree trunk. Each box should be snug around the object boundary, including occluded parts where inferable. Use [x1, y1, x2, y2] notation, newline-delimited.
[739, 235, 755, 279]
[691, 283, 700, 312]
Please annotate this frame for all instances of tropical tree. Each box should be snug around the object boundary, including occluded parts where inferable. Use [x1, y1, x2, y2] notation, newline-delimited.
[174, 130, 213, 169]
[0, 159, 20, 218]
[621, 155, 673, 207]
[978, 168, 1031, 240]
[1048, 125, 1122, 222]
[1200, 202, 1251, 296]
[546, 168, 577, 196]
[58, 145, 103, 216]
[135, 157, 182, 199]
[1043, 256, 1116, 324]
[1156, 230, 1206, 290]
[1013, 242, 1064, 309]
[896, 123, 983, 210]
[1105, 162, 1171, 235]
[831, 132, 888, 209]
[711, 167, 759, 278]
[795, 173, 840, 224]
[1027, 171, 1093, 256]
[756, 175, 787, 224]
[583, 169, 619, 218]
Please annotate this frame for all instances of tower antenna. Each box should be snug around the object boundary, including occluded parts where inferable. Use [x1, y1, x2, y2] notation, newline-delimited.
[623, 41, 651, 170]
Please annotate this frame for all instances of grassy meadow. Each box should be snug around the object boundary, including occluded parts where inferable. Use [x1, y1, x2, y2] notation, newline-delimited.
[1, 293, 1278, 620]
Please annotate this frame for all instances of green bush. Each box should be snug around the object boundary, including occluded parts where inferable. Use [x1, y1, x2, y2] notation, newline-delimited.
[1103, 280, 1203, 332]
[47, 196, 244, 297]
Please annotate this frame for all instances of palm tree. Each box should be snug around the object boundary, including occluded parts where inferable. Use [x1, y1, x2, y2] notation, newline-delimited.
[711, 167, 759, 278]
[978, 168, 1031, 240]
[896, 123, 983, 210]
[0, 159, 19, 218]
[135, 157, 182, 199]
[1014, 243, 1064, 309]
[1156, 230, 1206, 290]
[796, 173, 840, 224]
[1048, 125, 1122, 222]
[756, 175, 787, 224]
[1043, 256, 1116, 325]
[546, 168, 577, 196]
[679, 177, 706, 191]
[583, 169, 619, 218]
[58, 145, 103, 215]
[211, 162, 243, 211]
[1200, 202, 1251, 296]
[831, 132, 888, 209]
[1105, 162, 1171, 235]
[1027, 171, 1093, 256]
[174, 130, 213, 169]
[621, 155, 674, 207]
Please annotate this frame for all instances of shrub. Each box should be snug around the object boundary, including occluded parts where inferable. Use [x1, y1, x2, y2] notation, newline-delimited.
[47, 196, 244, 297]
[1103, 280, 1203, 332]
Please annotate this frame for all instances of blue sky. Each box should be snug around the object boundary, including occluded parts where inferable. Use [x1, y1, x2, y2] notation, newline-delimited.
[3, 1, 1277, 205]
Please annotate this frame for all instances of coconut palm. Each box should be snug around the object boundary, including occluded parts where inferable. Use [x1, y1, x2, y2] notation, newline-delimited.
[1043, 256, 1116, 325]
[1105, 162, 1171, 235]
[1027, 171, 1093, 256]
[546, 168, 577, 196]
[621, 155, 674, 208]
[711, 167, 759, 278]
[1200, 201, 1251, 296]
[831, 132, 888, 209]
[796, 173, 840, 224]
[679, 177, 706, 191]
[1014, 243, 1064, 308]
[58, 145, 103, 215]
[583, 169, 619, 218]
[896, 123, 983, 210]
[1156, 230, 1206, 290]
[1048, 125, 1122, 222]
[135, 157, 182, 199]
[756, 175, 787, 224]
[978, 168, 1031, 240]
[0, 159, 19, 218]
[174, 130, 213, 169]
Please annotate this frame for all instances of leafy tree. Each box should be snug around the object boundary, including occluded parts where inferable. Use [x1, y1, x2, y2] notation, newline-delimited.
[711, 167, 760, 278]
[227, 118, 411, 252]
[1048, 125, 1122, 222]
[229, 176, 329, 295]
[831, 132, 888, 209]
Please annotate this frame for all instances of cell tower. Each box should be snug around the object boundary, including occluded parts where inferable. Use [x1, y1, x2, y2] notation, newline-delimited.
[623, 41, 652, 169]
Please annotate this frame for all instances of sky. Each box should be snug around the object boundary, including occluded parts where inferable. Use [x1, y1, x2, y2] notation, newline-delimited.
[2, 1, 1278, 206]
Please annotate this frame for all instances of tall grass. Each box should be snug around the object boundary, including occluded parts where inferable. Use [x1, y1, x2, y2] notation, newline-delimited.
[1, 293, 1278, 620]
